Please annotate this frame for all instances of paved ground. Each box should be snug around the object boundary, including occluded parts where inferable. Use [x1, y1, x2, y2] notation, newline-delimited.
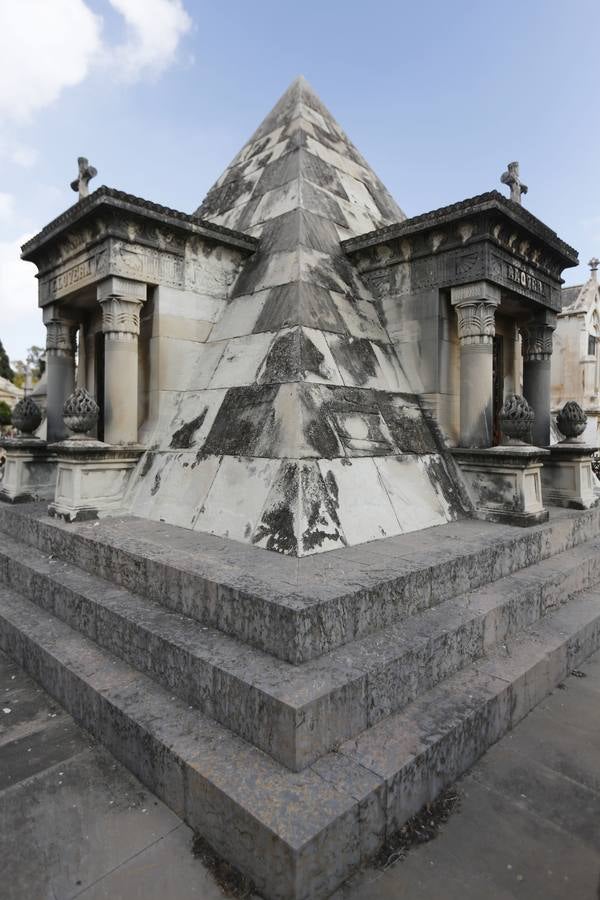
[0, 648, 599, 900]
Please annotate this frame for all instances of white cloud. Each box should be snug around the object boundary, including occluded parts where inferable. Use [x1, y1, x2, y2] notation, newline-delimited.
[0, 0, 192, 124]
[0, 0, 103, 123]
[0, 138, 38, 168]
[107, 0, 192, 81]
[0, 235, 43, 361]
[0, 193, 15, 220]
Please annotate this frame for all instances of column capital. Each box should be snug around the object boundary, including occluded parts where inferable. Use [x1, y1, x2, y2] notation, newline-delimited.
[520, 320, 555, 361]
[43, 306, 77, 357]
[451, 282, 500, 346]
[97, 277, 147, 339]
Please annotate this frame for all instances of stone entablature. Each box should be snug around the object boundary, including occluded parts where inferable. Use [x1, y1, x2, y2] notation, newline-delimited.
[21, 186, 258, 307]
[343, 191, 578, 313]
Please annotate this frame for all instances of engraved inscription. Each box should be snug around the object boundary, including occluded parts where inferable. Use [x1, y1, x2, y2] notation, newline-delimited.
[506, 263, 544, 295]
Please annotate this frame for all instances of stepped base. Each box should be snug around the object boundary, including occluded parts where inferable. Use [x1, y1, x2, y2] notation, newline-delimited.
[0, 502, 599, 898]
[0, 584, 598, 900]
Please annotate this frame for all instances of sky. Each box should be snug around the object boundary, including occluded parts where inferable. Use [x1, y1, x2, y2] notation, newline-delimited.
[1, 0, 599, 363]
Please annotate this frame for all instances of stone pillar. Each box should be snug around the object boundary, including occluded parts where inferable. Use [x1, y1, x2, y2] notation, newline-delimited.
[520, 315, 556, 447]
[451, 282, 500, 448]
[97, 277, 147, 445]
[43, 307, 76, 442]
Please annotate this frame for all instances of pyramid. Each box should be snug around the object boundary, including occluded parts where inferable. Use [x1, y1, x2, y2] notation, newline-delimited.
[129, 77, 466, 554]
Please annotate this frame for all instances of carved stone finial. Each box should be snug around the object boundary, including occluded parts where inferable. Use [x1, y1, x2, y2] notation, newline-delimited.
[11, 397, 42, 436]
[556, 401, 587, 442]
[589, 257, 599, 279]
[500, 161, 528, 205]
[63, 387, 99, 437]
[70, 156, 97, 200]
[498, 394, 534, 444]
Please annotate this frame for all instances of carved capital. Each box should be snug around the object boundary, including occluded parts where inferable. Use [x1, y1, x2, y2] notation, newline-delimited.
[520, 322, 554, 361]
[45, 319, 76, 357]
[100, 296, 143, 337]
[97, 276, 147, 337]
[453, 299, 499, 346]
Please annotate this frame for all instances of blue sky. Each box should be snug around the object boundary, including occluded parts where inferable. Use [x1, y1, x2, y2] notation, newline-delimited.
[1, 0, 599, 362]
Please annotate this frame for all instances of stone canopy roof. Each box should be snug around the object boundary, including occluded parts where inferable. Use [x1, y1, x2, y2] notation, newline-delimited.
[21, 186, 258, 262]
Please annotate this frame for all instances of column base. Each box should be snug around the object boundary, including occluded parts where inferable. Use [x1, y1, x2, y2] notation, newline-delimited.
[0, 438, 57, 503]
[542, 441, 600, 510]
[451, 445, 550, 527]
[47, 439, 143, 522]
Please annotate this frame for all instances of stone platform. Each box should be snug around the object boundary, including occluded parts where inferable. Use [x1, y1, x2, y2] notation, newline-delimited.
[0, 502, 599, 899]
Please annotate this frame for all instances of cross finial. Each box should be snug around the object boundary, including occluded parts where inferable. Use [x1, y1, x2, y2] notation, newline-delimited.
[589, 257, 599, 280]
[500, 161, 528, 205]
[70, 156, 97, 200]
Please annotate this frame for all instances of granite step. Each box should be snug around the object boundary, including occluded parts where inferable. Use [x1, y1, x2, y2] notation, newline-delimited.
[0, 503, 599, 665]
[0, 581, 598, 900]
[1, 528, 599, 771]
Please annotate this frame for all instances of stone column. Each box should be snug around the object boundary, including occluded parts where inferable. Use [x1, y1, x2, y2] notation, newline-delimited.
[451, 282, 500, 448]
[97, 277, 147, 445]
[43, 307, 76, 442]
[520, 315, 556, 447]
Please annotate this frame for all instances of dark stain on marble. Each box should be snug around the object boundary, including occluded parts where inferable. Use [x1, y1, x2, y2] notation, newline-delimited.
[252, 462, 298, 554]
[169, 409, 208, 449]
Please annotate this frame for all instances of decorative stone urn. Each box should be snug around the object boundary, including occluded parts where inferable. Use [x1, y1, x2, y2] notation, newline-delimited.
[556, 401, 587, 442]
[11, 397, 42, 436]
[498, 394, 534, 444]
[63, 388, 99, 438]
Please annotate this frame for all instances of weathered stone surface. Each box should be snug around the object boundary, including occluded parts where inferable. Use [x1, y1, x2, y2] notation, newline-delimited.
[2, 502, 600, 665]
[123, 76, 466, 555]
[0, 563, 598, 900]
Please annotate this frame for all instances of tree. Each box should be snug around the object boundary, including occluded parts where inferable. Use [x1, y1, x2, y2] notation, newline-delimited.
[0, 339, 13, 381]
[11, 345, 46, 389]
[0, 401, 11, 427]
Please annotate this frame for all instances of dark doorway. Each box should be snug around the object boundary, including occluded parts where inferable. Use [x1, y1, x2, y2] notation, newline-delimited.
[94, 332, 105, 442]
[492, 334, 504, 445]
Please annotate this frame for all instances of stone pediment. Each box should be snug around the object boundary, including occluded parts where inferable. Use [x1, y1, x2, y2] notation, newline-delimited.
[344, 191, 578, 312]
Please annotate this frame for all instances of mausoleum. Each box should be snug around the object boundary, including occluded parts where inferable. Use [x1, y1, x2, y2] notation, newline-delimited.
[553, 257, 600, 443]
[1, 78, 599, 900]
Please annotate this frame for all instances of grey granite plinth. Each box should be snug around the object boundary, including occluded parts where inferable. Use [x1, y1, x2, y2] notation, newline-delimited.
[0, 438, 56, 504]
[451, 445, 550, 526]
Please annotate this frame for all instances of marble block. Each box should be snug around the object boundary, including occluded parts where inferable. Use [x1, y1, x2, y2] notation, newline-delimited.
[48, 440, 144, 522]
[0, 438, 57, 503]
[451, 445, 550, 526]
[542, 441, 600, 510]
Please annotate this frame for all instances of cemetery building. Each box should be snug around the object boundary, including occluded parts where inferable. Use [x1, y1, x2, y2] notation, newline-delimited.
[1, 77, 599, 900]
[553, 257, 600, 443]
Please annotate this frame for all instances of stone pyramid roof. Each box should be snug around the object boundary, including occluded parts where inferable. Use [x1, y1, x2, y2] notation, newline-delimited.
[128, 78, 465, 555]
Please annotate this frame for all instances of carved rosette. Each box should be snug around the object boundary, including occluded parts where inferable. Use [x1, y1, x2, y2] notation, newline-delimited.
[45, 319, 76, 357]
[454, 300, 498, 346]
[100, 296, 143, 342]
[520, 323, 554, 361]
[11, 397, 42, 435]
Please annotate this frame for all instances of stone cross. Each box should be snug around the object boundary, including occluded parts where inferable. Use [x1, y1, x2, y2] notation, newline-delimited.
[500, 161, 528, 205]
[70, 157, 97, 200]
[589, 257, 599, 279]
